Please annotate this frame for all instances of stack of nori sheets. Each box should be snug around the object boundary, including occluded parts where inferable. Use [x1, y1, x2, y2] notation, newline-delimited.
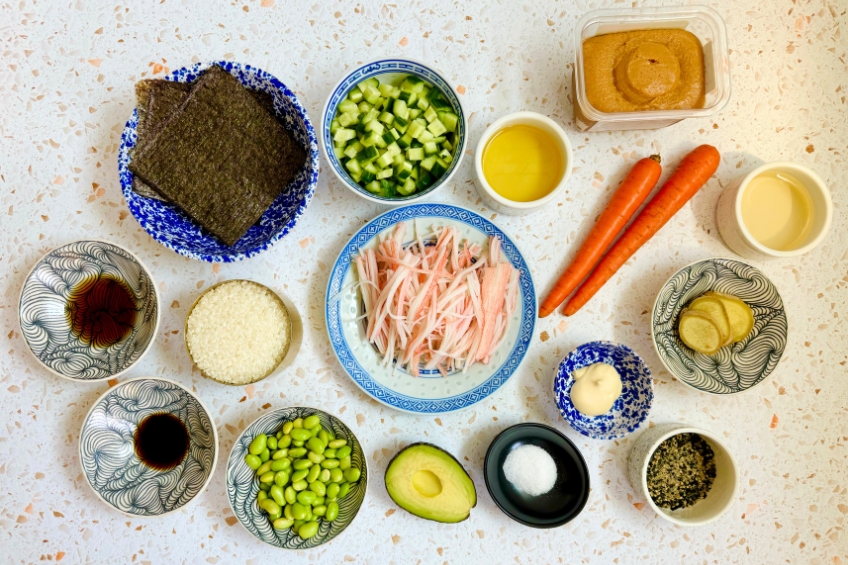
[129, 65, 306, 246]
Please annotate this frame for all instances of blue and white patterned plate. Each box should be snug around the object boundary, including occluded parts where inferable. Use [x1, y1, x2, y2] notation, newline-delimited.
[118, 61, 320, 262]
[321, 58, 467, 204]
[325, 203, 536, 414]
[18, 240, 159, 382]
[79, 377, 218, 517]
[226, 407, 366, 549]
[651, 257, 788, 394]
[554, 341, 653, 440]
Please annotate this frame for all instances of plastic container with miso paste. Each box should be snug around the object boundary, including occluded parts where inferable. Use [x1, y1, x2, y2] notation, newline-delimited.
[573, 6, 731, 132]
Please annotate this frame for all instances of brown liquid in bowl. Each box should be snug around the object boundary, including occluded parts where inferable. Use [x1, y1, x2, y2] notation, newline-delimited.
[66, 275, 137, 348]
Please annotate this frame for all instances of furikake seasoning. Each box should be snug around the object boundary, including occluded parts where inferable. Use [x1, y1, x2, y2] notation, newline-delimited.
[646, 433, 716, 510]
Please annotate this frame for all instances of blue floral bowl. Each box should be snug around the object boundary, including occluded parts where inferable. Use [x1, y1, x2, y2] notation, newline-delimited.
[118, 61, 319, 262]
[321, 58, 467, 204]
[79, 377, 218, 516]
[553, 341, 653, 440]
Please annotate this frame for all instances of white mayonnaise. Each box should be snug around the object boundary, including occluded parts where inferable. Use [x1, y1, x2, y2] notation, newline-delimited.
[570, 362, 623, 416]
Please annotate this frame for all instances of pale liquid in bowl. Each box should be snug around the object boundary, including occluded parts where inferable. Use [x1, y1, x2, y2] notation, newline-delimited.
[481, 124, 564, 202]
[740, 172, 814, 251]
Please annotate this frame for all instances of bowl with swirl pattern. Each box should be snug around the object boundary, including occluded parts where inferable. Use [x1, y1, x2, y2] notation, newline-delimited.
[226, 407, 367, 549]
[18, 240, 159, 382]
[651, 258, 788, 394]
[79, 377, 218, 516]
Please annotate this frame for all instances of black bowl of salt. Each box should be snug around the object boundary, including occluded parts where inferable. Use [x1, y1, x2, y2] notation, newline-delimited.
[484, 423, 590, 528]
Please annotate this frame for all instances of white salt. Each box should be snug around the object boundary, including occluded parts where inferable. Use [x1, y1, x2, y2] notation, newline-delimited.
[503, 444, 557, 496]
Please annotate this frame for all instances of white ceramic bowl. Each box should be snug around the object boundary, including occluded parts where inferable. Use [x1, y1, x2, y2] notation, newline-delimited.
[716, 161, 832, 260]
[321, 58, 467, 205]
[629, 423, 738, 526]
[474, 111, 573, 215]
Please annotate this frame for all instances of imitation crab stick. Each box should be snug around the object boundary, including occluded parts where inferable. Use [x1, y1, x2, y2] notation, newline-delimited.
[564, 145, 720, 316]
[355, 223, 518, 376]
[538, 155, 663, 318]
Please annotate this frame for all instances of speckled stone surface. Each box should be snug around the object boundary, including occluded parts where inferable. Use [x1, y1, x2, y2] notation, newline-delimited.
[1, 1, 846, 563]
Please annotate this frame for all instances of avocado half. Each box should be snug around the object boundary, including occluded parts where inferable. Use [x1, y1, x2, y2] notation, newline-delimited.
[385, 442, 477, 523]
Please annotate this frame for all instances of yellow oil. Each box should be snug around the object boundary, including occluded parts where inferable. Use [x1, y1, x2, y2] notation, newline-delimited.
[741, 171, 814, 250]
[481, 124, 564, 202]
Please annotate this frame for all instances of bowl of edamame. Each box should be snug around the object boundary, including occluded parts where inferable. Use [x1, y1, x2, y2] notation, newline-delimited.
[226, 407, 367, 549]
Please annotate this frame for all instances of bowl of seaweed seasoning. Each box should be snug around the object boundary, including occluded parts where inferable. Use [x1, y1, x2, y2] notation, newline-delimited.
[629, 424, 738, 526]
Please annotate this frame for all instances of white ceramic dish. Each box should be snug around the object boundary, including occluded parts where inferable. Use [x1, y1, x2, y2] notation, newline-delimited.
[716, 161, 832, 260]
[473, 111, 572, 215]
[629, 423, 738, 526]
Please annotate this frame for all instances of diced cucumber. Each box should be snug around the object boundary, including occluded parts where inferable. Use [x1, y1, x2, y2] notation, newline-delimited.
[378, 111, 395, 125]
[426, 87, 443, 101]
[398, 177, 416, 196]
[343, 144, 358, 159]
[338, 112, 360, 127]
[409, 139, 423, 148]
[407, 147, 424, 161]
[362, 84, 381, 105]
[345, 159, 362, 175]
[439, 148, 453, 162]
[338, 100, 359, 114]
[374, 97, 387, 111]
[362, 108, 380, 124]
[349, 140, 364, 153]
[441, 139, 453, 151]
[426, 119, 447, 137]
[360, 169, 376, 183]
[374, 134, 387, 149]
[364, 180, 381, 193]
[408, 108, 421, 119]
[333, 128, 356, 143]
[376, 163, 394, 177]
[416, 171, 433, 190]
[392, 99, 409, 121]
[364, 119, 385, 135]
[410, 165, 419, 180]
[357, 77, 379, 92]
[330, 119, 340, 134]
[350, 170, 362, 183]
[416, 97, 430, 111]
[430, 96, 452, 110]
[417, 130, 435, 143]
[397, 133, 413, 149]
[358, 101, 372, 113]
[423, 106, 438, 123]
[420, 156, 437, 171]
[398, 90, 411, 102]
[407, 121, 426, 139]
[423, 141, 439, 155]
[438, 111, 459, 132]
[389, 128, 401, 140]
[363, 162, 379, 175]
[431, 158, 448, 178]
[379, 179, 397, 198]
[356, 145, 379, 163]
[393, 153, 406, 167]
[386, 142, 401, 157]
[382, 131, 395, 145]
[378, 83, 394, 97]
[396, 161, 414, 181]
[348, 87, 363, 104]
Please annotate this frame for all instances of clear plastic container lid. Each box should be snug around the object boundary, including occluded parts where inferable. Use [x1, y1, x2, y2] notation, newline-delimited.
[573, 6, 731, 131]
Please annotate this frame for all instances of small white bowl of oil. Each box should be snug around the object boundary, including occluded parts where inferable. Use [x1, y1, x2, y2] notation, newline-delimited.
[716, 161, 832, 260]
[474, 112, 573, 216]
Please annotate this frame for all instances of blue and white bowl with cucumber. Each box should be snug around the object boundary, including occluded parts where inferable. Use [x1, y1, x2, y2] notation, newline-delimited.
[321, 58, 466, 204]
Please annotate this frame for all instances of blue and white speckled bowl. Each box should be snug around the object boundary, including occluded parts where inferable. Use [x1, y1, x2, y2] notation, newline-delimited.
[118, 61, 319, 263]
[321, 58, 467, 205]
[554, 341, 653, 440]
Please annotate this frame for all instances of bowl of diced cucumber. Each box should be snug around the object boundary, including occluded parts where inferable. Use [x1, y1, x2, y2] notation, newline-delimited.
[322, 59, 466, 203]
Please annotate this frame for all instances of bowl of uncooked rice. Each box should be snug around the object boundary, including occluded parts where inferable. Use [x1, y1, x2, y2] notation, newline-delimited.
[185, 280, 292, 385]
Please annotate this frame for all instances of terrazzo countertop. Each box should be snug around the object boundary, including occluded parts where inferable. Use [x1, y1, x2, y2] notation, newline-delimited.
[1, 1, 847, 563]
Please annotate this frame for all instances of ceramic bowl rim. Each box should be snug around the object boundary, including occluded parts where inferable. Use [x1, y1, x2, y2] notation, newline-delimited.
[638, 425, 739, 526]
[17, 239, 161, 382]
[320, 57, 467, 205]
[78, 376, 219, 518]
[225, 405, 367, 548]
[483, 422, 591, 528]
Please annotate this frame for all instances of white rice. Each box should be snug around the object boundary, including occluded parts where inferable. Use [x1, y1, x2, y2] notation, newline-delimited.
[186, 281, 290, 384]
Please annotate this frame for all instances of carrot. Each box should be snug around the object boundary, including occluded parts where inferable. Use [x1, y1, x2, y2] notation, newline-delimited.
[564, 145, 721, 316]
[539, 155, 662, 318]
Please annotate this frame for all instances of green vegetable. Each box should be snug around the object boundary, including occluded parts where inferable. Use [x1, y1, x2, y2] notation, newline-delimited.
[298, 521, 319, 540]
[259, 448, 270, 462]
[270, 485, 285, 506]
[326, 501, 339, 522]
[336, 446, 352, 459]
[284, 486, 297, 505]
[344, 467, 361, 483]
[302, 415, 321, 430]
[273, 518, 294, 530]
[293, 459, 313, 471]
[259, 471, 275, 483]
[282, 422, 294, 435]
[291, 503, 307, 521]
[249, 434, 267, 456]
[329, 469, 344, 484]
[290, 428, 311, 442]
[266, 436, 278, 451]
[307, 464, 321, 483]
[270, 459, 290, 472]
[297, 491, 317, 505]
[309, 481, 326, 497]
[292, 479, 308, 491]
[244, 454, 262, 469]
[274, 471, 290, 487]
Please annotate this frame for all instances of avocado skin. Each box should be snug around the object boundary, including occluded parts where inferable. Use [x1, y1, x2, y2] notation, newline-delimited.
[384, 442, 477, 523]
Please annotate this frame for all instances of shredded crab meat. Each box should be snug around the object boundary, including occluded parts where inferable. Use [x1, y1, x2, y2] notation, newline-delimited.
[355, 223, 519, 377]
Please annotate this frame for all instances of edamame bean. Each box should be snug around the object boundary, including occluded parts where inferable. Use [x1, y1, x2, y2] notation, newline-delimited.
[284, 486, 297, 505]
[302, 415, 320, 429]
[328, 439, 347, 449]
[344, 467, 361, 483]
[337, 482, 350, 498]
[244, 454, 262, 469]
[278, 435, 292, 449]
[282, 421, 294, 435]
[319, 469, 331, 483]
[256, 461, 273, 476]
[274, 471, 290, 487]
[307, 451, 325, 465]
[291, 503, 307, 521]
[309, 481, 326, 497]
[312, 504, 327, 517]
[290, 428, 311, 442]
[293, 458, 313, 471]
[297, 491, 317, 505]
[266, 436, 278, 451]
[291, 468, 309, 482]
[292, 418, 304, 429]
[273, 518, 294, 530]
[323, 448, 337, 459]
[327, 483, 340, 499]
[325, 501, 339, 522]
[318, 430, 330, 444]
[292, 479, 308, 491]
[271, 449, 288, 460]
[288, 447, 307, 458]
[308, 425, 322, 438]
[321, 458, 339, 469]
[327, 428, 336, 441]
[259, 498, 280, 515]
[339, 456, 351, 470]
[313, 496, 325, 506]
[335, 445, 352, 459]
[269, 485, 285, 506]
[298, 521, 319, 540]
[292, 519, 304, 533]
[307, 464, 321, 483]
[259, 448, 270, 462]
[284, 503, 294, 520]
[259, 482, 271, 492]
[257, 490, 268, 503]
[329, 469, 344, 484]
[303, 507, 314, 522]
[276, 431, 283, 440]
[259, 471, 276, 483]
[306, 437, 326, 455]
[270, 459, 290, 472]
[292, 440, 305, 447]
[268, 510, 282, 521]
[248, 434, 267, 455]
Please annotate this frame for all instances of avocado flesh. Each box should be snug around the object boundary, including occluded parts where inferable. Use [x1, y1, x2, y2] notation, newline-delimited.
[385, 443, 476, 523]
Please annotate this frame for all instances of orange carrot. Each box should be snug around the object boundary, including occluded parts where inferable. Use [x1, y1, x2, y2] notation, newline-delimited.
[539, 155, 662, 318]
[564, 145, 721, 316]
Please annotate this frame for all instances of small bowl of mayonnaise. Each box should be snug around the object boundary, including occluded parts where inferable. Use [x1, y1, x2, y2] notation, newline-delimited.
[553, 341, 653, 440]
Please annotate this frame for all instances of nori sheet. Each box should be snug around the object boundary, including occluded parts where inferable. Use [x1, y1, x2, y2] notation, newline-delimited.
[128, 65, 306, 246]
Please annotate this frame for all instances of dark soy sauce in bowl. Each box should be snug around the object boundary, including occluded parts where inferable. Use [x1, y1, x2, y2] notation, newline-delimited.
[134, 413, 189, 471]
[66, 274, 137, 348]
